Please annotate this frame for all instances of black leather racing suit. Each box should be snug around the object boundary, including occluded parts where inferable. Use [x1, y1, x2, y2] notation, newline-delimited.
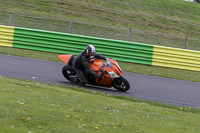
[73, 52, 106, 84]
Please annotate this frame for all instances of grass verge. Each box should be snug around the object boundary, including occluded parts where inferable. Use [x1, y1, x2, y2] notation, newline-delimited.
[1, 46, 200, 82]
[0, 76, 200, 133]
[0, 0, 200, 50]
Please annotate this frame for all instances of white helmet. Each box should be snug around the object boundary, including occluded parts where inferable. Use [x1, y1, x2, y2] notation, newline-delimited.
[85, 45, 96, 58]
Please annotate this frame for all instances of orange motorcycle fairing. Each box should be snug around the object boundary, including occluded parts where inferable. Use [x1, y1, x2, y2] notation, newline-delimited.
[95, 74, 114, 87]
[109, 59, 122, 76]
[109, 58, 116, 66]
[111, 65, 122, 77]
[104, 66, 122, 77]
[103, 67, 112, 72]
[58, 55, 73, 65]
[88, 59, 104, 72]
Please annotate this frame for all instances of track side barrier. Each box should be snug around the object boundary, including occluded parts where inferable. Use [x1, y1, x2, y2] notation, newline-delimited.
[152, 46, 200, 71]
[0, 25, 199, 72]
[0, 25, 14, 47]
[13, 26, 154, 65]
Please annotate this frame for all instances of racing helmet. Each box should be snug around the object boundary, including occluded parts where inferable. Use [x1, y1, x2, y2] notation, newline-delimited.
[85, 45, 96, 58]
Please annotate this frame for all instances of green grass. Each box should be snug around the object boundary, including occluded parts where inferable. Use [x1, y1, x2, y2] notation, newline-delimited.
[0, 76, 200, 133]
[0, 0, 200, 50]
[1, 46, 200, 82]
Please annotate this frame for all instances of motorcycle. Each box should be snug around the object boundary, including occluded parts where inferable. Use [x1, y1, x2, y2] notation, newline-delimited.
[58, 54, 130, 92]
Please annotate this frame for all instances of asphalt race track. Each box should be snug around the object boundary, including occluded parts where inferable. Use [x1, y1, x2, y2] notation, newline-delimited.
[1, 54, 200, 108]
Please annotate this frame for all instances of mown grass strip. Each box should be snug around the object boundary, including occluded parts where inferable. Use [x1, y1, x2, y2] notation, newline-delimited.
[0, 76, 200, 133]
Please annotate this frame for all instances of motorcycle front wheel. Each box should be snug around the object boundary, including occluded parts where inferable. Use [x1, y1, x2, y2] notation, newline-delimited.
[62, 65, 78, 83]
[112, 76, 130, 92]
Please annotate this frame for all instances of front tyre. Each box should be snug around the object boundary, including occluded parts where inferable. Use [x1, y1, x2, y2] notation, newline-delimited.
[112, 76, 130, 92]
[62, 65, 78, 83]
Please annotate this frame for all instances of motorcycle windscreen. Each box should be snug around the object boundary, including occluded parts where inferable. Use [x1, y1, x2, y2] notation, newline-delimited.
[58, 55, 73, 64]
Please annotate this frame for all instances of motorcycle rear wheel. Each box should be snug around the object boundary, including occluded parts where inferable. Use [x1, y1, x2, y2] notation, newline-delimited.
[62, 65, 78, 83]
[112, 76, 130, 92]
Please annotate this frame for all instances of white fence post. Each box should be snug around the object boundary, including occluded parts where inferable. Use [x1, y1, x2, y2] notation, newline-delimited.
[184, 36, 189, 49]
[69, 21, 73, 33]
[128, 28, 132, 41]
[9, 13, 13, 26]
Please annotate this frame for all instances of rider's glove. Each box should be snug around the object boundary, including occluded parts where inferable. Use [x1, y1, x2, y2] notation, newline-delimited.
[97, 73, 103, 78]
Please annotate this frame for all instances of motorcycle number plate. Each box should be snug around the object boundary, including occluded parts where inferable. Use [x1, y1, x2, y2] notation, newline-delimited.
[112, 74, 116, 77]
[108, 71, 119, 78]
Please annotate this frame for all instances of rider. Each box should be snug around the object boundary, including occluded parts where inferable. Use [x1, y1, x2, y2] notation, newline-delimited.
[73, 45, 106, 84]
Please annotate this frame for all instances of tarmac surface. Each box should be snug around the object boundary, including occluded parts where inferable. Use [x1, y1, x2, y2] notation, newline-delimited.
[1, 54, 200, 108]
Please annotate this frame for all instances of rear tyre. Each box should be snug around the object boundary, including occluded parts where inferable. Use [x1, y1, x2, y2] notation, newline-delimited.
[112, 76, 130, 92]
[62, 65, 78, 83]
